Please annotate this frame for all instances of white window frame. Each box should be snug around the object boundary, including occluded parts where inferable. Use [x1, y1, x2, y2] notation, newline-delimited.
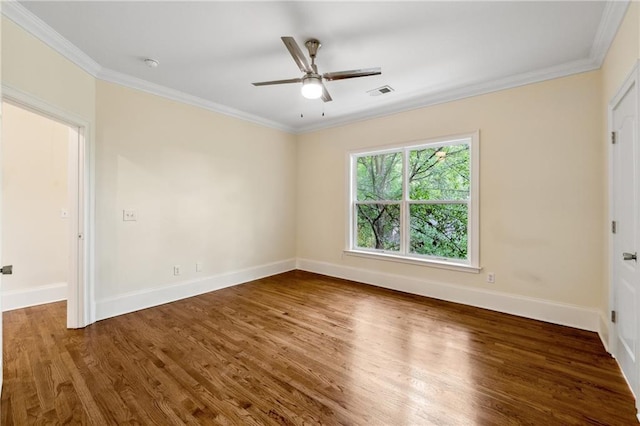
[345, 131, 480, 273]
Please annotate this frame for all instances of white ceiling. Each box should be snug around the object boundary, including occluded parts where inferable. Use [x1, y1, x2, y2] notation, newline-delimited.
[7, 1, 628, 133]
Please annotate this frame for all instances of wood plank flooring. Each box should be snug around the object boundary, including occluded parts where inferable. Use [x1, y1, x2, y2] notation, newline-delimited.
[1, 270, 637, 425]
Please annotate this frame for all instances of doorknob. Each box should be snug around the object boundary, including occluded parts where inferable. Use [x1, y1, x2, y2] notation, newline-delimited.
[0, 265, 12, 275]
[623, 252, 637, 261]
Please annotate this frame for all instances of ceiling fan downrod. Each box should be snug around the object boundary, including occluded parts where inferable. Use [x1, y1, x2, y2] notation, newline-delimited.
[305, 39, 321, 73]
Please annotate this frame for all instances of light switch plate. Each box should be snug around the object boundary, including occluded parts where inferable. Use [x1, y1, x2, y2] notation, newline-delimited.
[123, 209, 137, 221]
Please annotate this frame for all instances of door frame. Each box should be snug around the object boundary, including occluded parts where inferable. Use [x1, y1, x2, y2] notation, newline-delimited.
[1, 84, 94, 328]
[608, 60, 640, 416]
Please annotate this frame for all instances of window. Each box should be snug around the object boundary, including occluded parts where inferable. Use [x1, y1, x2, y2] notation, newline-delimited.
[347, 133, 479, 271]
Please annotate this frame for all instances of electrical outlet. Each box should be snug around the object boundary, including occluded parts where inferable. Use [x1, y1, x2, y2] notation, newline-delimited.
[123, 209, 137, 221]
[487, 272, 495, 283]
[196, 262, 203, 272]
[173, 265, 181, 276]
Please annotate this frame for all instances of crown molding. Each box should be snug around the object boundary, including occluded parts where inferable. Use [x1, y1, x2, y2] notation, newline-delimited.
[590, 1, 630, 66]
[297, 57, 599, 134]
[297, 1, 630, 134]
[97, 68, 295, 133]
[1, 0, 101, 77]
[2, 0, 630, 135]
[2, 0, 294, 133]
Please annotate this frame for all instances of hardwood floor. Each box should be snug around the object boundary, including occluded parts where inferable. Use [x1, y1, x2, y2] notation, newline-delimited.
[1, 270, 636, 425]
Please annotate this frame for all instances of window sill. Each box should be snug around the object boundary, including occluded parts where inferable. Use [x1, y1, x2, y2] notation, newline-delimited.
[343, 250, 481, 274]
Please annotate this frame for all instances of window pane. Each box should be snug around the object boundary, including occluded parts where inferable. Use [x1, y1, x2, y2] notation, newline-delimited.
[409, 143, 469, 200]
[357, 152, 402, 201]
[356, 203, 400, 251]
[410, 204, 467, 259]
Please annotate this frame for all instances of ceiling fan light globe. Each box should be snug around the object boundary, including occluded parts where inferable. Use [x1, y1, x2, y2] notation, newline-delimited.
[301, 76, 323, 99]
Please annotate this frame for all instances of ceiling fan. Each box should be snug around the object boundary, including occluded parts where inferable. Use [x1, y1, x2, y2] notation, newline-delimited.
[252, 36, 382, 102]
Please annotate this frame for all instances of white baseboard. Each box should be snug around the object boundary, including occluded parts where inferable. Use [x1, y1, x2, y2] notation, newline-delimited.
[2, 282, 67, 312]
[297, 258, 601, 332]
[95, 258, 296, 321]
[598, 311, 610, 353]
[3, 258, 604, 338]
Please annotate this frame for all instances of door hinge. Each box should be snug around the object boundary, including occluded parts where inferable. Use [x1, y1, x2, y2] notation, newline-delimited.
[611, 310, 617, 323]
[0, 265, 12, 275]
[612, 221, 617, 234]
[612, 131, 617, 144]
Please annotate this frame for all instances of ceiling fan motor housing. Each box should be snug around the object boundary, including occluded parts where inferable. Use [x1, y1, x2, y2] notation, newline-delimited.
[302, 73, 322, 83]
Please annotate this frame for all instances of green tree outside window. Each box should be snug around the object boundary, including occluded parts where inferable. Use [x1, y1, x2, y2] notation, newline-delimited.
[354, 142, 470, 261]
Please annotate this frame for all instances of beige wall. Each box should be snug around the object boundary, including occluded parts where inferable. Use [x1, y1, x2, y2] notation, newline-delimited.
[2, 18, 95, 119]
[2, 17, 94, 315]
[2, 102, 69, 292]
[95, 81, 297, 300]
[297, 71, 603, 309]
[3, 19, 297, 310]
[2, 10, 636, 325]
[602, 3, 638, 104]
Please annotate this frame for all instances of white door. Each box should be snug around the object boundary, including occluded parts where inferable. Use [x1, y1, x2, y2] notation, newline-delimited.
[612, 73, 640, 403]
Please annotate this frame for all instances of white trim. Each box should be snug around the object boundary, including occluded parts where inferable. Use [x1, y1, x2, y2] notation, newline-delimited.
[347, 132, 479, 268]
[2, 282, 67, 312]
[1, 1, 293, 134]
[298, 58, 599, 134]
[0, 2, 4, 397]
[614, 355, 638, 400]
[2, 83, 94, 328]
[1, 85, 87, 129]
[469, 131, 480, 265]
[297, 258, 600, 332]
[343, 250, 481, 273]
[1, 0, 629, 135]
[349, 133, 481, 156]
[590, 1, 630, 66]
[598, 311, 610, 354]
[67, 126, 80, 328]
[1, 1, 101, 77]
[97, 68, 294, 134]
[299, 0, 629, 134]
[608, 76, 617, 356]
[608, 60, 640, 416]
[95, 258, 296, 321]
[608, 61, 639, 355]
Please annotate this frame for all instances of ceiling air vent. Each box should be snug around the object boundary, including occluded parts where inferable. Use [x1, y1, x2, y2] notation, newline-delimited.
[367, 85, 394, 96]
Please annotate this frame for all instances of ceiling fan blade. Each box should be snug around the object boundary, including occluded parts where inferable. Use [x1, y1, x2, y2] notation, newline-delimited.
[281, 36, 312, 73]
[321, 83, 332, 102]
[252, 78, 302, 86]
[323, 67, 382, 81]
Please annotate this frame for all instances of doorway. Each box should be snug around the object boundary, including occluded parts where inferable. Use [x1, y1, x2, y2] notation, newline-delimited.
[1, 93, 88, 329]
[610, 62, 640, 415]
